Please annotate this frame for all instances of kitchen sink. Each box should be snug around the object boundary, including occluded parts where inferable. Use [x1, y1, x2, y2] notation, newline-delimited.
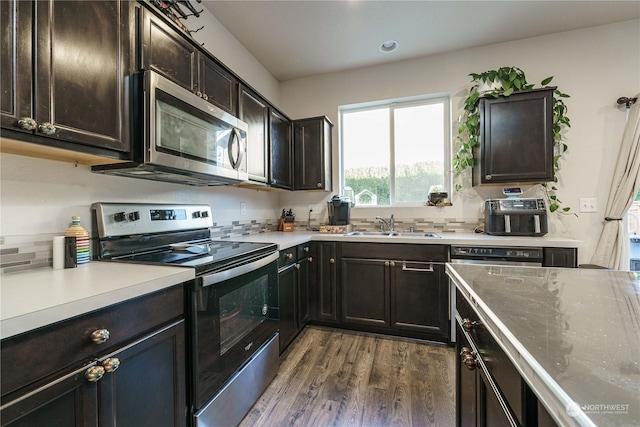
[345, 231, 440, 238]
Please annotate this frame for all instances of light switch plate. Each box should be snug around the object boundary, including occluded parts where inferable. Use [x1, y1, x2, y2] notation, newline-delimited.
[579, 198, 597, 213]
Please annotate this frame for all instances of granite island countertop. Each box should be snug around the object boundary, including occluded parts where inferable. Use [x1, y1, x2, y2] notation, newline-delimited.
[446, 263, 640, 426]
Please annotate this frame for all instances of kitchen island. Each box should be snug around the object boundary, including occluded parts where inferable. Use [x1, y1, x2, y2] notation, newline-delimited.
[447, 263, 640, 426]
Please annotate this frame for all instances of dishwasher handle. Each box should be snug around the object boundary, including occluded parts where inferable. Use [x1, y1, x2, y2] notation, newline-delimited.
[401, 261, 437, 272]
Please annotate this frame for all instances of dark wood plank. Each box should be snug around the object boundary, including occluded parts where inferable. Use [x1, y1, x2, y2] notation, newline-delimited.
[239, 327, 455, 426]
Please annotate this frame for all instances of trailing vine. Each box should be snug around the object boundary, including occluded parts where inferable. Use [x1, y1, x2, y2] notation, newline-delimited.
[452, 66, 573, 214]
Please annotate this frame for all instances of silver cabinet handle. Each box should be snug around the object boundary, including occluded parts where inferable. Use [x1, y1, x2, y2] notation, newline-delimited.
[401, 261, 434, 272]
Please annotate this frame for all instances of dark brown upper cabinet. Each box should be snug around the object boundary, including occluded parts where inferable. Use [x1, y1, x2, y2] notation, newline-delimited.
[270, 109, 294, 190]
[140, 7, 238, 114]
[293, 116, 333, 191]
[239, 85, 269, 184]
[473, 87, 555, 186]
[1, 0, 132, 155]
[198, 55, 237, 114]
[140, 6, 197, 92]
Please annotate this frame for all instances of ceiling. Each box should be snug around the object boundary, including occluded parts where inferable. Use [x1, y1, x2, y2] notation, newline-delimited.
[202, 1, 639, 82]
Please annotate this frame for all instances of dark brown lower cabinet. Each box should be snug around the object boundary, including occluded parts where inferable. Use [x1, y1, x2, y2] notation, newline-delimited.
[390, 261, 448, 339]
[311, 242, 339, 324]
[278, 244, 312, 354]
[456, 289, 558, 427]
[2, 321, 186, 427]
[318, 243, 450, 342]
[1, 286, 187, 427]
[341, 258, 389, 327]
[542, 247, 577, 267]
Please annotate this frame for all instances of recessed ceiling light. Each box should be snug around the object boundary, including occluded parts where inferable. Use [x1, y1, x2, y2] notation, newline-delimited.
[379, 40, 398, 53]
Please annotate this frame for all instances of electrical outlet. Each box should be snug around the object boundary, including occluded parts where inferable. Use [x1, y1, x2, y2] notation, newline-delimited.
[579, 198, 597, 213]
[240, 202, 247, 216]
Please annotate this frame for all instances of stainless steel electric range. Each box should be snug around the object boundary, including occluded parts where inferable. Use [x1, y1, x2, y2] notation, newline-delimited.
[91, 202, 280, 427]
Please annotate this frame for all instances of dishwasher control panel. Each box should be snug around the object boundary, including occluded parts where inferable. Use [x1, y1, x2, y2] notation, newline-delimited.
[451, 246, 543, 260]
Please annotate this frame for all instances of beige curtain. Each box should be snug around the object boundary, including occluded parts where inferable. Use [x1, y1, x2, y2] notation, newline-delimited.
[591, 100, 640, 269]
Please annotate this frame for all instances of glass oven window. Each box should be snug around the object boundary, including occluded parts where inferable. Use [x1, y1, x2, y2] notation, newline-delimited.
[219, 274, 269, 355]
[155, 90, 234, 167]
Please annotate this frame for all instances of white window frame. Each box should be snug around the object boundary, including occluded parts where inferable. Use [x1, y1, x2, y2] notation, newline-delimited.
[339, 93, 451, 207]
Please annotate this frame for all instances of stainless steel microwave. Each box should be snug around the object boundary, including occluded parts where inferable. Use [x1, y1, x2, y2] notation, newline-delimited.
[93, 70, 248, 186]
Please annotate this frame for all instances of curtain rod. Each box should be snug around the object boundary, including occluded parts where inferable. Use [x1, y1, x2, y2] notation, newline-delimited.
[617, 96, 638, 108]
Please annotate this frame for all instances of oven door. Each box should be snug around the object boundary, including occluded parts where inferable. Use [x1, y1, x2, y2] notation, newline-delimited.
[189, 252, 278, 410]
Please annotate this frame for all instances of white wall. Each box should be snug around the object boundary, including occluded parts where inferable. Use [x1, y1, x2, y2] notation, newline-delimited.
[0, 153, 280, 237]
[279, 20, 640, 264]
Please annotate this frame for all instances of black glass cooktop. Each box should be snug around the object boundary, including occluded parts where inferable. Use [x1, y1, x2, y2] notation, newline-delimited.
[114, 240, 277, 275]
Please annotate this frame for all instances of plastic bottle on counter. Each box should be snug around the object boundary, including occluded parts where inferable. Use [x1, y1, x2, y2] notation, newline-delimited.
[65, 216, 90, 265]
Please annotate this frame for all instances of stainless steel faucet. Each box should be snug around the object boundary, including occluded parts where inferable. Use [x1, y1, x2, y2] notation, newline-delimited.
[375, 214, 395, 232]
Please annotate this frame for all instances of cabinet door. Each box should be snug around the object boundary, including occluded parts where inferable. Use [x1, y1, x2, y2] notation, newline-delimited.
[314, 242, 338, 323]
[478, 369, 514, 427]
[294, 116, 332, 191]
[390, 261, 448, 340]
[0, 0, 33, 133]
[456, 324, 477, 427]
[278, 263, 298, 354]
[341, 258, 389, 327]
[543, 247, 577, 267]
[474, 88, 554, 185]
[98, 320, 187, 427]
[270, 109, 293, 189]
[1, 366, 97, 426]
[32, 1, 132, 152]
[239, 86, 269, 183]
[297, 256, 310, 327]
[141, 6, 196, 91]
[198, 54, 237, 114]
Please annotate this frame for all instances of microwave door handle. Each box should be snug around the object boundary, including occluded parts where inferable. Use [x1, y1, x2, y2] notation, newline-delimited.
[534, 214, 541, 233]
[228, 128, 244, 170]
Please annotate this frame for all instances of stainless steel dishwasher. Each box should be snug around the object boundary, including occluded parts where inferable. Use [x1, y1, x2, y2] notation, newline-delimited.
[450, 246, 543, 266]
[448, 245, 544, 341]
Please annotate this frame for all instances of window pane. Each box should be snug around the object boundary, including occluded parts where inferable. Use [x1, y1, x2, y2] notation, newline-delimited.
[394, 103, 445, 204]
[343, 108, 390, 206]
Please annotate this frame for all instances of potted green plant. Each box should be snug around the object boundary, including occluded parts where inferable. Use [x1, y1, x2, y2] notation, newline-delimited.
[452, 66, 572, 214]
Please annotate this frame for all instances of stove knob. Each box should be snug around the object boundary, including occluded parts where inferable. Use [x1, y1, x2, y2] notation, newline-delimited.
[128, 211, 140, 221]
[192, 211, 201, 218]
[200, 211, 209, 218]
[113, 212, 126, 222]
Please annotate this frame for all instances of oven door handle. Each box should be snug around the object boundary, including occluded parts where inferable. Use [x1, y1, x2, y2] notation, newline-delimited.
[201, 251, 279, 287]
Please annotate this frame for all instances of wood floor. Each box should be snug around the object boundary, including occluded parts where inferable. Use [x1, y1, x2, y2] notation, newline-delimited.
[239, 327, 456, 427]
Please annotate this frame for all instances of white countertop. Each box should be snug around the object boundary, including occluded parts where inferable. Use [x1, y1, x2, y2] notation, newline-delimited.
[230, 230, 582, 250]
[447, 263, 640, 427]
[1, 262, 194, 339]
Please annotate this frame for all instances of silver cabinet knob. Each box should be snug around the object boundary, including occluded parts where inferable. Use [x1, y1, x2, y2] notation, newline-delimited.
[85, 366, 105, 382]
[90, 329, 110, 344]
[18, 117, 37, 131]
[38, 122, 56, 135]
[329, 258, 335, 264]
